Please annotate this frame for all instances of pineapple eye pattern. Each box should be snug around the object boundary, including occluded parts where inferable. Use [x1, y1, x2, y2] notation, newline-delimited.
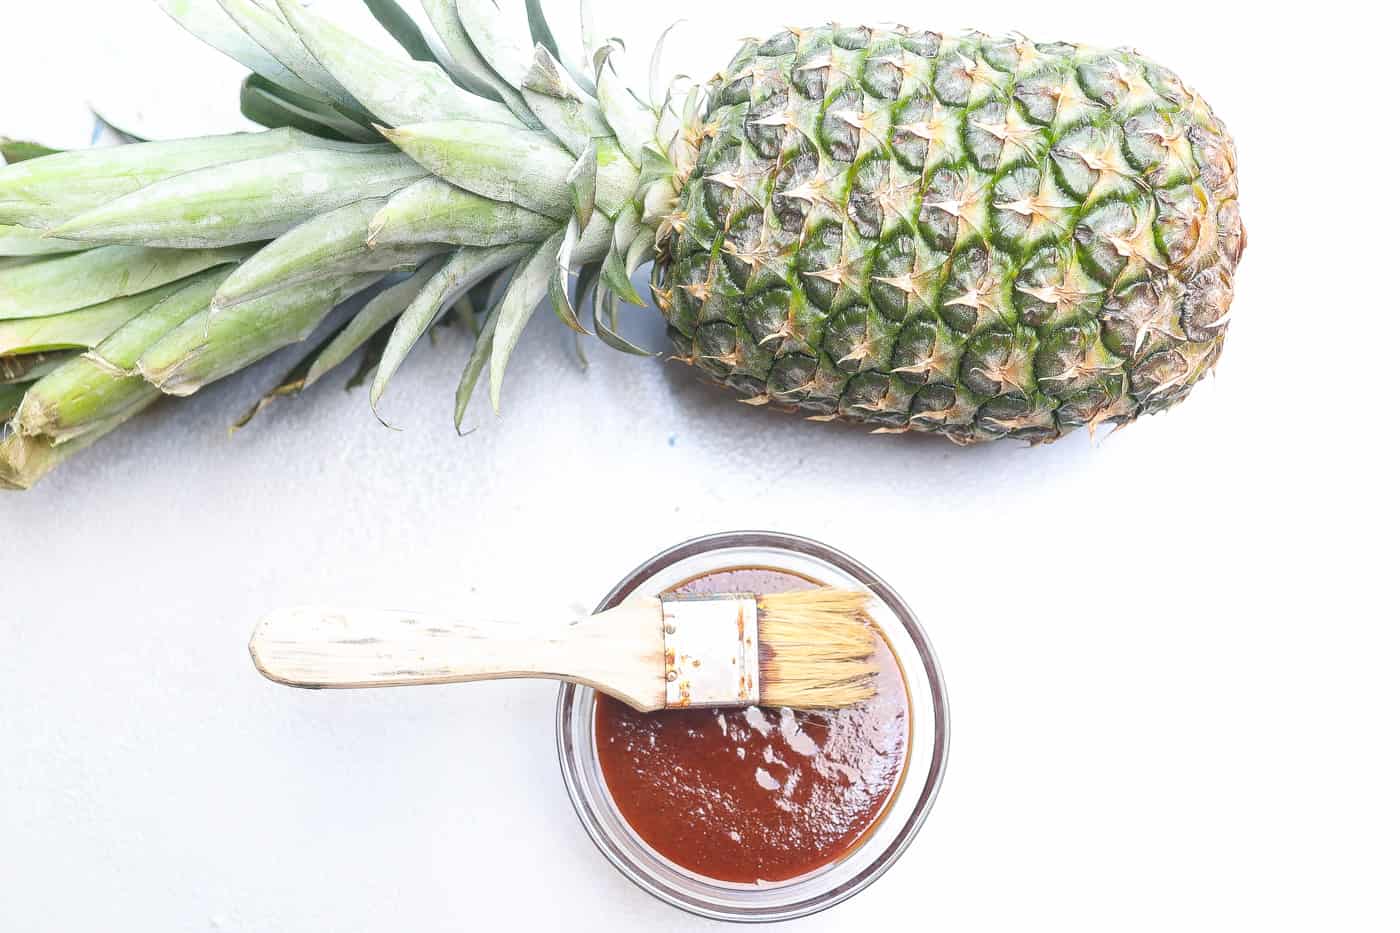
[653, 26, 1243, 443]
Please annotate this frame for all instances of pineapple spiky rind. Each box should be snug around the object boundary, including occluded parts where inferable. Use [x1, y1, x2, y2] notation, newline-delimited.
[651, 26, 1243, 442]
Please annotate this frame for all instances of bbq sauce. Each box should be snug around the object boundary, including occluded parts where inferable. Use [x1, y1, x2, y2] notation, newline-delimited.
[594, 567, 910, 884]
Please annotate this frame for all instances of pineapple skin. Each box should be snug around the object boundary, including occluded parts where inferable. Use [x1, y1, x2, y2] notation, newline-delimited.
[651, 27, 1244, 442]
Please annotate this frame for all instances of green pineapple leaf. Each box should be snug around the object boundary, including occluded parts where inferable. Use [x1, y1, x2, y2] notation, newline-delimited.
[308, 260, 446, 391]
[0, 381, 27, 421]
[523, 0, 562, 61]
[1, 350, 79, 384]
[218, 0, 371, 119]
[0, 139, 61, 165]
[371, 246, 525, 415]
[453, 298, 499, 433]
[0, 224, 90, 258]
[487, 230, 565, 411]
[239, 75, 375, 143]
[346, 326, 393, 391]
[212, 198, 443, 310]
[140, 274, 383, 397]
[0, 249, 244, 322]
[154, 0, 327, 102]
[419, 0, 531, 115]
[548, 219, 589, 335]
[592, 288, 652, 357]
[275, 0, 516, 128]
[361, 0, 438, 63]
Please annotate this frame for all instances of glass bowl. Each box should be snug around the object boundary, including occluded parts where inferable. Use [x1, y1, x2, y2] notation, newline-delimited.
[556, 531, 950, 922]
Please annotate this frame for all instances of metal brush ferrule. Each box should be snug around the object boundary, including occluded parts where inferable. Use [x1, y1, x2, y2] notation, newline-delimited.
[660, 594, 760, 708]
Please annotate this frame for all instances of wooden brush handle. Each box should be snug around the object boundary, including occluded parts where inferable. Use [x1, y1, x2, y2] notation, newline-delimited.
[249, 599, 667, 711]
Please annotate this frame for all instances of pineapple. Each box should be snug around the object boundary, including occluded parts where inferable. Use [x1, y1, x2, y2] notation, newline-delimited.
[0, 2, 1243, 489]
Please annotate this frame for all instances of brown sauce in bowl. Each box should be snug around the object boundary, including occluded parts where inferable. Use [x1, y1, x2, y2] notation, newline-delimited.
[594, 567, 910, 884]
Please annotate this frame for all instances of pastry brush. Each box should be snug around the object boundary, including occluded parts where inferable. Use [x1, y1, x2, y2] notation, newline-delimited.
[249, 589, 878, 710]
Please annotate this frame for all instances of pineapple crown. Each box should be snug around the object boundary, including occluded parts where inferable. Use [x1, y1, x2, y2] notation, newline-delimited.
[196, 0, 695, 410]
[1, 1, 697, 489]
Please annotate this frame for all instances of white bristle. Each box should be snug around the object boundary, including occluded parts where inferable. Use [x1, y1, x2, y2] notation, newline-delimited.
[756, 589, 878, 709]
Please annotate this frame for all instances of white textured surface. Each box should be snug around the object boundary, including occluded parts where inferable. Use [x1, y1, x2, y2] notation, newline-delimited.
[2, 2, 1394, 931]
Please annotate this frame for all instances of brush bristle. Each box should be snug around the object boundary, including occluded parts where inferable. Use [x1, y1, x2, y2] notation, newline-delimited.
[756, 589, 878, 710]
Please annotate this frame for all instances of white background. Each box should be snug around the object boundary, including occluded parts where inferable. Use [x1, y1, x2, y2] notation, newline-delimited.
[2, 1, 1395, 931]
